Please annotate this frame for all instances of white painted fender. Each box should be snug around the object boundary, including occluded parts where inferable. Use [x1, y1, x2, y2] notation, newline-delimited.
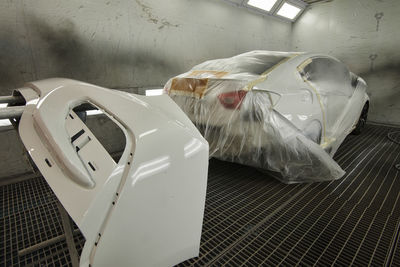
[17, 78, 209, 267]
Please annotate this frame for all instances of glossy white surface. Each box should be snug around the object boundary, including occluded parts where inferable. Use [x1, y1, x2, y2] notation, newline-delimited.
[165, 51, 369, 182]
[257, 53, 370, 154]
[17, 78, 209, 266]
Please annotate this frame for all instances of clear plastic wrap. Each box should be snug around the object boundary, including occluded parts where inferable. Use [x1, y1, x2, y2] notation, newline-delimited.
[164, 51, 368, 183]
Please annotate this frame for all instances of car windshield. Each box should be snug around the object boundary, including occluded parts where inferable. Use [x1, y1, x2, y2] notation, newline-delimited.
[192, 51, 294, 75]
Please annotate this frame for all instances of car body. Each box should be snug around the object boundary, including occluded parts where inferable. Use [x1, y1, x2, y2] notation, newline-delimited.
[15, 78, 209, 266]
[164, 51, 369, 183]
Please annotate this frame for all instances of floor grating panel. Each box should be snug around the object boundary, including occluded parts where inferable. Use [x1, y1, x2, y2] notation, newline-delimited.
[1, 124, 400, 266]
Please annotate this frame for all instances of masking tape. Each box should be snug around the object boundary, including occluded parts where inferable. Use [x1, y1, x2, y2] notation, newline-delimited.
[188, 70, 229, 78]
[169, 78, 209, 99]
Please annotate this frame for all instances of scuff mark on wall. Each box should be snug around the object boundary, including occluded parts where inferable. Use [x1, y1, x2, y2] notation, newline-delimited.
[135, 0, 179, 30]
[31, 16, 87, 78]
[374, 12, 384, 31]
[369, 54, 378, 71]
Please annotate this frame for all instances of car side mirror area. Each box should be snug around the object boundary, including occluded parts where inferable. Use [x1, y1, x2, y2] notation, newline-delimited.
[350, 72, 359, 88]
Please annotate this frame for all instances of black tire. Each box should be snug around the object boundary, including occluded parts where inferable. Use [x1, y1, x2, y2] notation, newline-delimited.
[352, 102, 369, 135]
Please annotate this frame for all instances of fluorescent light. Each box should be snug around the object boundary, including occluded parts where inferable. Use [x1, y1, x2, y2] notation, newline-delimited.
[145, 89, 164, 96]
[0, 104, 11, 126]
[0, 119, 11, 127]
[247, 0, 278, 12]
[277, 2, 302, 20]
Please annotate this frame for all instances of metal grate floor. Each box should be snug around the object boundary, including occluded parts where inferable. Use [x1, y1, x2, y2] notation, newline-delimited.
[1, 124, 400, 266]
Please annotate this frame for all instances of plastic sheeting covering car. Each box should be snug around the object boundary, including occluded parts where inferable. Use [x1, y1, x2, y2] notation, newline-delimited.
[164, 51, 369, 183]
[15, 78, 209, 266]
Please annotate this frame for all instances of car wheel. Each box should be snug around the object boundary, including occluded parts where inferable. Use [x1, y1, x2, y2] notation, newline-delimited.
[352, 102, 369, 135]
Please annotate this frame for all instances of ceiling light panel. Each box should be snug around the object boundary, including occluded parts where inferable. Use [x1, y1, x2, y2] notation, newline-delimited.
[276, 2, 302, 19]
[247, 0, 278, 12]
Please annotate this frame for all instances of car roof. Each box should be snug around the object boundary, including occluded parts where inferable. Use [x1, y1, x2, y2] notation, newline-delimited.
[191, 51, 341, 75]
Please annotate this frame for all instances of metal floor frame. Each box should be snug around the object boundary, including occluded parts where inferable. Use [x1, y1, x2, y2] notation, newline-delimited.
[1, 124, 400, 266]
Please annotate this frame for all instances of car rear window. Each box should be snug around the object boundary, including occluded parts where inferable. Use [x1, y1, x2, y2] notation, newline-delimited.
[192, 51, 291, 75]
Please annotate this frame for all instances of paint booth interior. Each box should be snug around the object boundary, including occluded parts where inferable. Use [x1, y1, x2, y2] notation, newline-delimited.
[0, 0, 400, 266]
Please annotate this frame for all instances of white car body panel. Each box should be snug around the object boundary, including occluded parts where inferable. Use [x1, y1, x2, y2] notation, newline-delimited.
[17, 78, 209, 266]
[164, 51, 369, 182]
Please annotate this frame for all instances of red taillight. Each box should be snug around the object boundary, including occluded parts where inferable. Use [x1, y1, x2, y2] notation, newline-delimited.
[218, 90, 248, 109]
